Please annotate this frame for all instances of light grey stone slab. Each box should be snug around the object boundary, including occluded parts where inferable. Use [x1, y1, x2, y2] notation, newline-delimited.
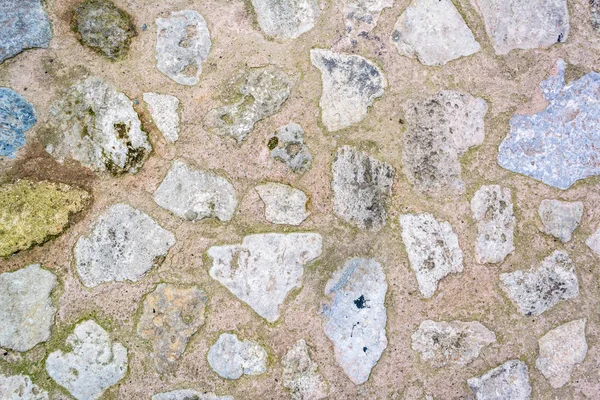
[342, 0, 393, 43]
[256, 183, 309, 225]
[270, 122, 312, 173]
[153, 390, 233, 400]
[143, 93, 180, 143]
[282, 339, 328, 400]
[251, 0, 319, 39]
[538, 200, 583, 243]
[207, 333, 267, 380]
[467, 360, 532, 400]
[586, 226, 600, 257]
[0, 374, 48, 400]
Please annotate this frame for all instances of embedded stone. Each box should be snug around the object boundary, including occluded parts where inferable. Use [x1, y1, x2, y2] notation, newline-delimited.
[256, 183, 309, 225]
[586, 226, 600, 257]
[0, 374, 48, 400]
[592, 0, 600, 33]
[269, 122, 312, 173]
[282, 339, 328, 400]
[538, 200, 583, 243]
[467, 360, 532, 400]
[0, 88, 36, 158]
[251, 0, 319, 39]
[207, 333, 267, 380]
[342, 0, 392, 43]
[0, 0, 52, 63]
[208, 233, 322, 322]
[143, 93, 180, 143]
[153, 390, 233, 400]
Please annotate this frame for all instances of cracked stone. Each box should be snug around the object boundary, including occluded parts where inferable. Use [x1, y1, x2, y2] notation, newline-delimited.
[282, 339, 328, 400]
[342, 0, 392, 43]
[538, 200, 583, 243]
[207, 333, 267, 380]
[269, 122, 312, 173]
[153, 390, 233, 400]
[256, 183, 309, 226]
[0, 374, 48, 400]
[251, 0, 319, 39]
[0, 88, 36, 159]
[143, 93, 180, 143]
[467, 360, 532, 400]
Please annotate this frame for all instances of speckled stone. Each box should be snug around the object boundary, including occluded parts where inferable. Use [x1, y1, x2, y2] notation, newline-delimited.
[251, 0, 319, 39]
[0, 0, 52, 63]
[152, 390, 233, 400]
[282, 340, 328, 400]
[342, 0, 392, 43]
[207, 333, 267, 380]
[0, 374, 48, 400]
[143, 93, 180, 143]
[538, 199, 583, 243]
[467, 360, 532, 400]
[256, 183, 309, 225]
[269, 122, 312, 173]
[0, 88, 36, 158]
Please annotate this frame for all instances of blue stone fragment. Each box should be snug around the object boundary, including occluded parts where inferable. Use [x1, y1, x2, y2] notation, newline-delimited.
[0, 88, 36, 158]
[0, 0, 52, 63]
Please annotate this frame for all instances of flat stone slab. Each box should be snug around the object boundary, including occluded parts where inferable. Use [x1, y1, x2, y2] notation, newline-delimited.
[0, 374, 48, 400]
[467, 360, 532, 400]
[342, 0, 392, 43]
[323, 258, 388, 385]
[0, 0, 52, 63]
[539, 199, 583, 243]
[269, 122, 312, 173]
[208, 233, 322, 322]
[586, 226, 600, 256]
[282, 339, 328, 400]
[207, 333, 267, 380]
[256, 183, 309, 225]
[153, 390, 233, 400]
[143, 93, 180, 143]
[0, 88, 36, 158]
[251, 0, 319, 39]
[75, 203, 176, 287]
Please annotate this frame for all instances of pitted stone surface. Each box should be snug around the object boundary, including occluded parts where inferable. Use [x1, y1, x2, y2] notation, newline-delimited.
[342, 0, 393, 42]
[0, 374, 48, 400]
[467, 360, 532, 400]
[207, 333, 267, 380]
[500, 250, 579, 316]
[153, 390, 233, 400]
[0, 88, 36, 158]
[282, 340, 328, 400]
[256, 183, 309, 225]
[399, 213, 463, 298]
[270, 122, 312, 173]
[538, 200, 583, 243]
[208, 233, 322, 322]
[251, 0, 319, 39]
[75, 203, 176, 287]
[323, 258, 387, 385]
[143, 93, 180, 143]
[310, 49, 385, 132]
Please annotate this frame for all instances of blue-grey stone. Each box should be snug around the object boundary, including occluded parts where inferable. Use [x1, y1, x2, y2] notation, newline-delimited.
[0, 88, 36, 158]
[0, 0, 52, 63]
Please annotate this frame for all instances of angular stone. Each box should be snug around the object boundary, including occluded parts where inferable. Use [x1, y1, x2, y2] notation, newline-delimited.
[45, 77, 151, 175]
[143, 93, 180, 143]
[204, 67, 291, 142]
[75, 203, 176, 287]
[153, 390, 233, 400]
[399, 213, 463, 298]
[156, 10, 211, 86]
[411, 320, 496, 368]
[0, 374, 48, 400]
[332, 146, 394, 230]
[153, 160, 237, 222]
[0, 88, 36, 158]
[46, 320, 127, 400]
[137, 284, 208, 374]
[471, 185, 515, 264]
[269, 122, 312, 173]
[323, 258, 387, 385]
[207, 333, 267, 380]
[0, 180, 90, 257]
[251, 0, 319, 39]
[536, 319, 587, 388]
[467, 360, 532, 400]
[391, 0, 480, 66]
[586, 227, 600, 257]
[208, 233, 322, 322]
[342, 0, 393, 42]
[500, 250, 579, 316]
[538, 200, 583, 243]
[0, 0, 52, 63]
[592, 0, 600, 33]
[311, 49, 385, 132]
[471, 0, 569, 55]
[256, 183, 309, 225]
[0, 265, 57, 352]
[282, 340, 328, 400]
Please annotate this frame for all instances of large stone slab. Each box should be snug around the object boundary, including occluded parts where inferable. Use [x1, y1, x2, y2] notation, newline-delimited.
[153, 390, 233, 400]
[0, 0, 52, 63]
[282, 339, 328, 400]
[0, 374, 48, 400]
[269, 122, 312, 173]
[256, 183, 309, 225]
[0, 88, 36, 158]
[143, 93, 180, 143]
[207, 333, 267, 380]
[467, 360, 532, 400]
[251, 0, 319, 39]
[341, 0, 393, 43]
[538, 200, 583, 243]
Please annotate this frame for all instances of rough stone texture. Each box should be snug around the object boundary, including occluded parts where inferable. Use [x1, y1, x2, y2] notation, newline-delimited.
[585, 226, 600, 256]
[143, 93, 180, 143]
[45, 77, 151, 175]
[207, 333, 268, 380]
[593, 0, 600, 32]
[208, 233, 322, 322]
[75, 203, 176, 287]
[156, 10, 211, 86]
[342, 0, 393, 43]
[500, 250, 580, 316]
[0, 88, 36, 158]
[0, 180, 90, 257]
[471, 0, 569, 55]
[535, 319, 587, 388]
[0, 374, 49, 400]
[152, 390, 233, 400]
[251, 0, 319, 40]
[256, 183, 309, 225]
[310, 49, 385, 132]
[332, 146, 394, 230]
[402, 91, 487, 197]
[471, 185, 515, 264]
[538, 199, 583, 242]
[153, 160, 237, 222]
[391, 0, 480, 66]
[137, 284, 208, 374]
[282, 340, 328, 400]
[269, 122, 312, 173]
[322, 258, 387, 385]
[46, 320, 128, 400]
[467, 360, 532, 400]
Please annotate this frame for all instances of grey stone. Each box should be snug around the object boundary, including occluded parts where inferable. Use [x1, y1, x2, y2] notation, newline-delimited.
[0, 88, 36, 159]
[143, 93, 180, 143]
[399, 213, 464, 298]
[153, 160, 238, 222]
[208, 233, 322, 322]
[586, 226, 600, 257]
[322, 258, 388, 385]
[207, 333, 267, 380]
[0, 374, 48, 400]
[342, 0, 393, 43]
[592, 0, 600, 33]
[75, 203, 176, 287]
[251, 0, 319, 39]
[282, 340, 328, 400]
[467, 360, 532, 400]
[310, 49, 385, 132]
[500, 250, 579, 316]
[332, 146, 394, 230]
[270, 122, 312, 173]
[153, 390, 233, 400]
[538, 200, 583, 243]
[256, 183, 309, 225]
[156, 10, 211, 86]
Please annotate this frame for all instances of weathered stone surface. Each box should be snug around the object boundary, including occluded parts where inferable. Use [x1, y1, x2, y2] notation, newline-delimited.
[156, 10, 211, 86]
[403, 91, 487, 197]
[332, 146, 394, 230]
[251, 0, 319, 39]
[586, 226, 600, 257]
[500, 250, 579, 316]
[0, 88, 36, 158]
[45, 77, 151, 175]
[323, 258, 387, 385]
[153, 390, 233, 400]
[0, 0, 52, 64]
[207, 333, 267, 380]
[0, 180, 90, 257]
[467, 360, 532, 400]
[592, 0, 600, 32]
[471, 185, 515, 264]
[46, 320, 127, 400]
[536, 319, 587, 388]
[310, 49, 385, 132]
[153, 160, 237, 222]
[391, 0, 480, 66]
[208, 233, 322, 322]
[204, 67, 291, 142]
[0, 374, 48, 400]
[75, 203, 176, 287]
[256, 183, 309, 225]
[137, 284, 208, 373]
[143, 93, 180, 143]
[411, 320, 496, 368]
[282, 339, 328, 400]
[342, 0, 393, 42]
[400, 213, 463, 298]
[471, 0, 569, 55]
[270, 122, 312, 173]
[538, 200, 583, 243]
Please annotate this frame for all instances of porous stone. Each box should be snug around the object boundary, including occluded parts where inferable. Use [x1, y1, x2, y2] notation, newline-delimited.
[269, 122, 312, 173]
[399, 213, 463, 298]
[153, 160, 237, 222]
[332, 146, 394, 230]
[153, 390, 233, 400]
[0, 180, 90, 257]
[342, 0, 393, 42]
[137, 284, 208, 374]
[538, 200, 583, 243]
[208, 233, 322, 322]
[45, 77, 151, 175]
[500, 250, 580, 316]
[471, 0, 569, 55]
[0, 0, 52, 63]
[143, 93, 180, 143]
[207, 333, 267, 380]
[75, 203, 176, 287]
[310, 49, 385, 132]
[0, 265, 57, 352]
[467, 360, 532, 400]
[282, 340, 328, 400]
[251, 0, 319, 39]
[535, 319, 587, 388]
[46, 320, 127, 400]
[156, 10, 211, 86]
[0, 88, 36, 158]
[471, 185, 515, 264]
[322, 258, 388, 385]
[256, 183, 309, 225]
[0, 374, 48, 400]
[391, 0, 480, 66]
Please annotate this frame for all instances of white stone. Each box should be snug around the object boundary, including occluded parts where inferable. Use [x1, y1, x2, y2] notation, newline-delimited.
[467, 360, 532, 400]
[143, 93, 180, 143]
[256, 183, 309, 225]
[282, 340, 328, 400]
[342, 0, 393, 42]
[152, 390, 232, 400]
[207, 333, 267, 380]
[585, 226, 600, 257]
[270, 122, 313, 173]
[251, 0, 319, 39]
[0, 374, 48, 400]
[538, 200, 583, 243]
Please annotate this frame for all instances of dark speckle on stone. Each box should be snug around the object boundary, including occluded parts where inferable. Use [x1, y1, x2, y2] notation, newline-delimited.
[354, 295, 367, 309]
